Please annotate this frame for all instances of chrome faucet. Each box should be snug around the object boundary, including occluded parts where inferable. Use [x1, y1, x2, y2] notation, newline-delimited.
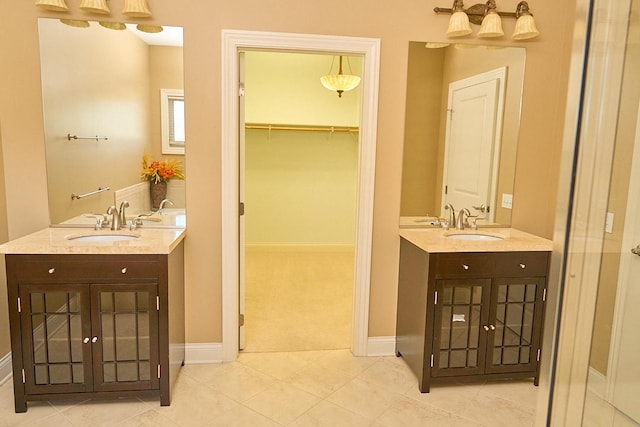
[456, 208, 471, 230]
[158, 198, 174, 213]
[107, 205, 121, 230]
[444, 203, 456, 227]
[119, 201, 130, 227]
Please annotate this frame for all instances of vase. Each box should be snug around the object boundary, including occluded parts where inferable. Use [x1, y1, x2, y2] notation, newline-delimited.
[150, 180, 167, 209]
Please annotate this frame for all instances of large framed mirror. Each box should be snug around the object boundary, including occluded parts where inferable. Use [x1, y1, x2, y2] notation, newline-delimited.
[38, 18, 185, 227]
[400, 42, 525, 228]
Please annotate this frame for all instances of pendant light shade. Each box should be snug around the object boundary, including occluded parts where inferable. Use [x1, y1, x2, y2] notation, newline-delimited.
[512, 12, 539, 40]
[35, 0, 69, 11]
[320, 56, 361, 98]
[79, 0, 110, 14]
[446, 1, 472, 38]
[99, 21, 126, 30]
[137, 24, 163, 33]
[478, 11, 503, 37]
[60, 19, 90, 28]
[123, 0, 152, 17]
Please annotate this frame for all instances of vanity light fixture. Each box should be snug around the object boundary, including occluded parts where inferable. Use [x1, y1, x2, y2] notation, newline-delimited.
[35, 0, 69, 11]
[123, 0, 152, 18]
[79, 0, 110, 14]
[435, 0, 539, 40]
[320, 56, 361, 98]
[136, 24, 163, 33]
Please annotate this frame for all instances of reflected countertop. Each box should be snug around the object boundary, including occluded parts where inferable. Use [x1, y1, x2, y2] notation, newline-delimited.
[400, 227, 553, 253]
[0, 227, 185, 255]
[59, 209, 186, 229]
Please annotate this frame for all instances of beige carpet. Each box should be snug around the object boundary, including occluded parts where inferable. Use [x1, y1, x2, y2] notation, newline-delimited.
[243, 248, 354, 353]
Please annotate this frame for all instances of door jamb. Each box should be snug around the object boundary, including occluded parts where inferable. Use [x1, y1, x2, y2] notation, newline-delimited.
[221, 29, 381, 362]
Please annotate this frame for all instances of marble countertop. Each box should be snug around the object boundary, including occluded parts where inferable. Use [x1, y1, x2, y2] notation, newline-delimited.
[0, 227, 186, 255]
[400, 227, 553, 253]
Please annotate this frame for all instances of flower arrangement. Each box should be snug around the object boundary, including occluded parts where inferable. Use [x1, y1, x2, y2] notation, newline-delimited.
[141, 155, 185, 183]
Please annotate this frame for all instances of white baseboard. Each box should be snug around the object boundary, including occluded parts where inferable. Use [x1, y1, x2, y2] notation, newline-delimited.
[0, 352, 12, 385]
[588, 366, 607, 398]
[367, 336, 396, 356]
[184, 343, 223, 364]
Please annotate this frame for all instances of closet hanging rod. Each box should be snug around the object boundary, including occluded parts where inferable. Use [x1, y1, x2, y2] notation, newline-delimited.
[245, 124, 359, 133]
[67, 133, 109, 142]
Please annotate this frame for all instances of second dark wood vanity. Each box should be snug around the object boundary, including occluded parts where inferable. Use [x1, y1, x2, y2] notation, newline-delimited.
[396, 229, 552, 393]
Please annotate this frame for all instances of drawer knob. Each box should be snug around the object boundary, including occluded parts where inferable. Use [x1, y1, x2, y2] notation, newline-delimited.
[121, 267, 127, 274]
[48, 268, 55, 274]
[462, 264, 469, 270]
[519, 263, 526, 269]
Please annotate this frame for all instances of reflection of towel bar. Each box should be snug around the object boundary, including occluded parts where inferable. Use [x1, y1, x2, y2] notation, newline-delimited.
[67, 133, 109, 142]
[71, 186, 110, 200]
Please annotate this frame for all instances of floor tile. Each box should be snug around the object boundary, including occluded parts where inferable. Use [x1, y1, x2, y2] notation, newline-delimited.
[290, 400, 371, 427]
[243, 381, 321, 425]
[326, 377, 405, 420]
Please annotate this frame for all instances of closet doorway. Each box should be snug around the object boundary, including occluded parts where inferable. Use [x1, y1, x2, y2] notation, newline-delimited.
[239, 51, 361, 353]
[221, 31, 380, 362]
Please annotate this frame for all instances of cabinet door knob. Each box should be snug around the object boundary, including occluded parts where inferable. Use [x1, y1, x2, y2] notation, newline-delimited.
[519, 263, 526, 269]
[83, 337, 90, 344]
[462, 264, 469, 270]
[490, 325, 496, 330]
[121, 267, 127, 274]
[48, 268, 55, 274]
[91, 336, 98, 343]
[483, 325, 490, 331]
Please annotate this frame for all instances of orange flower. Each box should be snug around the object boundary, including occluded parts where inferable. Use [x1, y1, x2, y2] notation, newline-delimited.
[141, 155, 185, 183]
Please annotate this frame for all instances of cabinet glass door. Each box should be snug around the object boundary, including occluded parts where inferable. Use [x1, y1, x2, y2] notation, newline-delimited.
[432, 279, 491, 377]
[92, 284, 159, 391]
[20, 285, 93, 394]
[485, 278, 544, 374]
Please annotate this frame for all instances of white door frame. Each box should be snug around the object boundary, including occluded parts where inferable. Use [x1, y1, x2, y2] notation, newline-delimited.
[221, 29, 380, 362]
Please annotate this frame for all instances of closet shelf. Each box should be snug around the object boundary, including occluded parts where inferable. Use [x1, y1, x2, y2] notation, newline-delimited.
[245, 123, 359, 133]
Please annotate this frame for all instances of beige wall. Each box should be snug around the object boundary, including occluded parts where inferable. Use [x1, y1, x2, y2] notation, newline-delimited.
[589, 4, 640, 374]
[0, 0, 576, 357]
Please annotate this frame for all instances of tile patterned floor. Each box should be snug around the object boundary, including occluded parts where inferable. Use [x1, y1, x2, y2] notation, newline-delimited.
[0, 349, 539, 426]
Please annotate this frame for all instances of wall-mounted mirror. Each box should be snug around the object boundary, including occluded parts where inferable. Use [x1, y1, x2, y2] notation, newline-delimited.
[38, 18, 185, 227]
[400, 42, 525, 228]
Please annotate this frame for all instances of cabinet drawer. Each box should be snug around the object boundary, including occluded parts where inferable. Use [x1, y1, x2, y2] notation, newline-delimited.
[11, 256, 159, 282]
[494, 252, 549, 277]
[435, 253, 493, 277]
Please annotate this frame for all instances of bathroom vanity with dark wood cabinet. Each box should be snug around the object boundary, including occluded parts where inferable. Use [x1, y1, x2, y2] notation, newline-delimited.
[396, 231, 551, 393]
[2, 229, 185, 413]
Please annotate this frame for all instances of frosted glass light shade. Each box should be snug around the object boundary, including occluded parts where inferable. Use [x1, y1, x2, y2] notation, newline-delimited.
[79, 0, 110, 14]
[123, 0, 152, 17]
[137, 24, 163, 33]
[100, 22, 126, 30]
[35, 0, 69, 11]
[513, 14, 539, 40]
[320, 74, 361, 98]
[478, 12, 504, 37]
[60, 19, 90, 28]
[446, 11, 472, 37]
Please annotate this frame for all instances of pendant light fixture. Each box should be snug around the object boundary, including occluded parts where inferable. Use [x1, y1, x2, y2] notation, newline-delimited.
[137, 24, 163, 33]
[320, 56, 361, 98]
[99, 21, 126, 30]
[60, 19, 90, 28]
[35, 0, 69, 11]
[79, 0, 110, 14]
[123, 0, 152, 18]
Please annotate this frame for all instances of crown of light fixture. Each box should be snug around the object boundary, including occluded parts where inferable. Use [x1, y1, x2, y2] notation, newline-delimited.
[320, 56, 361, 98]
[435, 0, 539, 40]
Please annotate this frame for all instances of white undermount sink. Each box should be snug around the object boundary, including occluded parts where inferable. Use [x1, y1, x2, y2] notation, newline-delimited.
[67, 233, 140, 242]
[446, 233, 504, 241]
